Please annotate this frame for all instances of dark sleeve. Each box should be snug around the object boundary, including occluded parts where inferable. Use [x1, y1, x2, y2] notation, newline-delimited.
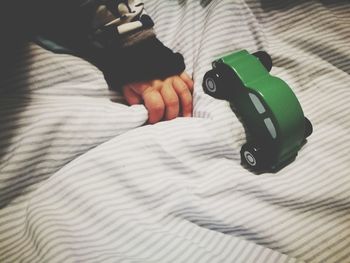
[101, 36, 186, 88]
[1, 0, 185, 89]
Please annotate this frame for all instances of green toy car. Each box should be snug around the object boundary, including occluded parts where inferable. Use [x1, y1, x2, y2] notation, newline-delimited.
[203, 50, 313, 172]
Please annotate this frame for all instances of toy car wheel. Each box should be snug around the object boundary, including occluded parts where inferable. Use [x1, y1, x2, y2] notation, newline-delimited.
[304, 117, 313, 138]
[240, 143, 267, 171]
[203, 69, 229, 100]
[253, 51, 273, 72]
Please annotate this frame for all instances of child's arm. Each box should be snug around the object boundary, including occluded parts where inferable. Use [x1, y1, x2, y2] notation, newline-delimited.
[85, 0, 194, 123]
[1, 0, 193, 123]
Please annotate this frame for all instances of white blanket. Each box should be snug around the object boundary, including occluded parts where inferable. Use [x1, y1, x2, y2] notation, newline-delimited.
[1, 0, 350, 262]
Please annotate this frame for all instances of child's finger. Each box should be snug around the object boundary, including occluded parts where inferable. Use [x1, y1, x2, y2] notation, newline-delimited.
[172, 77, 193, 117]
[179, 72, 194, 92]
[123, 86, 142, 105]
[142, 89, 165, 124]
[160, 83, 179, 121]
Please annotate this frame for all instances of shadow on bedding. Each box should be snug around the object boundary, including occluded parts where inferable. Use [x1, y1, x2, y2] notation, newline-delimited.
[259, 0, 350, 75]
[260, 0, 349, 11]
[290, 38, 350, 75]
[0, 43, 37, 208]
[177, 0, 213, 7]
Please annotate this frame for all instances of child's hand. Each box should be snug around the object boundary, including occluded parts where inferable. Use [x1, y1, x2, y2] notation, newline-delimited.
[122, 72, 194, 124]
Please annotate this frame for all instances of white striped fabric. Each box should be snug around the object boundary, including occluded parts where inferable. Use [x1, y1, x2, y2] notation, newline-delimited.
[1, 0, 349, 262]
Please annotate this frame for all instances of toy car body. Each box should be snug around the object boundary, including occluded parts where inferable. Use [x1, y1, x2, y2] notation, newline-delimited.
[203, 50, 312, 172]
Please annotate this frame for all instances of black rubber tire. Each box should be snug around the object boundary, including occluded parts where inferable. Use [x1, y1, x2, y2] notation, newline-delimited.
[203, 69, 229, 100]
[304, 117, 313, 138]
[253, 51, 273, 72]
[240, 143, 267, 171]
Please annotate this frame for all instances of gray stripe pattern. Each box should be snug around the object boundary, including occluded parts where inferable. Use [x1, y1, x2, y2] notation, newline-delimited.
[1, 0, 349, 262]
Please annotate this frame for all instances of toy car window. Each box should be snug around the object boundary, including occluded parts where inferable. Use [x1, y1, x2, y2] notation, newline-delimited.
[249, 93, 266, 114]
[264, 118, 277, 139]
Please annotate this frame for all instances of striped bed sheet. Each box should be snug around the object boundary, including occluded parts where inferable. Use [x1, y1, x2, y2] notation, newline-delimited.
[0, 0, 349, 262]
